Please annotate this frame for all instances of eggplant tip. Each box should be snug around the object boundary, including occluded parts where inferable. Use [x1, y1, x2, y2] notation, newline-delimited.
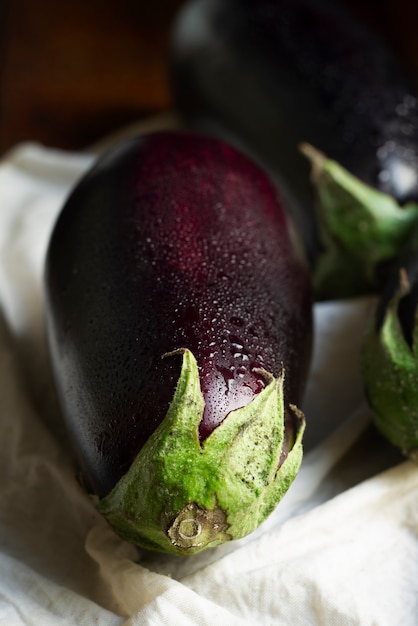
[94, 348, 304, 556]
[167, 501, 231, 550]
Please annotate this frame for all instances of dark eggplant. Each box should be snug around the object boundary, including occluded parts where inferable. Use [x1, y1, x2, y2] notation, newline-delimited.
[44, 130, 312, 555]
[362, 225, 418, 461]
[169, 0, 418, 296]
[301, 144, 418, 298]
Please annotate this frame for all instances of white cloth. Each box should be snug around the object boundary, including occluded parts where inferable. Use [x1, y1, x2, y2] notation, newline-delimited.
[0, 131, 417, 626]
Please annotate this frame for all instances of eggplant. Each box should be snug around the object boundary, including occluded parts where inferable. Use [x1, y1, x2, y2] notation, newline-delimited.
[301, 144, 418, 298]
[362, 225, 418, 461]
[169, 0, 418, 296]
[44, 130, 313, 555]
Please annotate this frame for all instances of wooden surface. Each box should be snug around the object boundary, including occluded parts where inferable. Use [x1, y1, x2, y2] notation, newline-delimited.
[0, 0, 186, 154]
[1, 0, 418, 156]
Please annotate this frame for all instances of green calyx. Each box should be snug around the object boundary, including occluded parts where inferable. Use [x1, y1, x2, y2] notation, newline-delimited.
[93, 348, 305, 556]
[301, 143, 418, 300]
[362, 271, 418, 461]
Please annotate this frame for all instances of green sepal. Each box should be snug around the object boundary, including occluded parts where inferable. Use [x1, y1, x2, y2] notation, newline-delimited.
[301, 143, 418, 300]
[93, 348, 305, 556]
[362, 271, 418, 460]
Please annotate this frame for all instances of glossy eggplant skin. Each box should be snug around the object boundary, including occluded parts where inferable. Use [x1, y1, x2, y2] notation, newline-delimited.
[44, 130, 312, 499]
[375, 227, 418, 345]
[169, 0, 418, 262]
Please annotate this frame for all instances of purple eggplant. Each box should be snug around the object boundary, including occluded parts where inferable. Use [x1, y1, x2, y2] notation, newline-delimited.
[362, 225, 418, 460]
[169, 0, 418, 294]
[44, 130, 312, 555]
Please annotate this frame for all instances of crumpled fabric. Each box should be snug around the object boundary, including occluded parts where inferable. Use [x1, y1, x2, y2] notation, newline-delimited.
[0, 129, 417, 626]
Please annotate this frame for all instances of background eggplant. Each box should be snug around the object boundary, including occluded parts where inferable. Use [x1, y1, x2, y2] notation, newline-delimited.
[362, 225, 418, 461]
[44, 130, 313, 556]
[169, 0, 418, 295]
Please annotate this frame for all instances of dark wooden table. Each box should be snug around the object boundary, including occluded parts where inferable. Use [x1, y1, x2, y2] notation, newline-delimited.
[1, 0, 418, 156]
[0, 0, 186, 154]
